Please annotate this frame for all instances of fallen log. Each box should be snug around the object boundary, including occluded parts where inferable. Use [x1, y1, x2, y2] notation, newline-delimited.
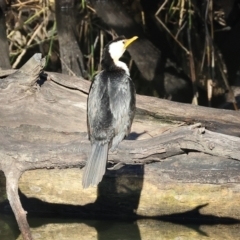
[0, 54, 240, 240]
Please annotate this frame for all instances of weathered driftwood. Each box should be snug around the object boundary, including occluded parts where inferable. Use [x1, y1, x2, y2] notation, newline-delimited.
[1, 54, 240, 240]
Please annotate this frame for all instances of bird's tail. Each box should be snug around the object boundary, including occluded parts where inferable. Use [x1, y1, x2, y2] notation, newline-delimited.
[82, 142, 108, 189]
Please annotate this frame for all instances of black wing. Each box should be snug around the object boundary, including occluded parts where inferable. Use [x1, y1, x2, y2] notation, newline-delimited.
[108, 73, 136, 149]
[87, 72, 114, 144]
[87, 70, 135, 148]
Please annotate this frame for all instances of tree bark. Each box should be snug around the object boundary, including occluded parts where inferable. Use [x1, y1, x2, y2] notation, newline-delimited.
[0, 7, 11, 69]
[0, 54, 240, 239]
[55, 0, 85, 77]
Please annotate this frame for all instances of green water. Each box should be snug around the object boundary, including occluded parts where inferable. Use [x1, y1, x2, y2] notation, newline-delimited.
[1, 214, 240, 240]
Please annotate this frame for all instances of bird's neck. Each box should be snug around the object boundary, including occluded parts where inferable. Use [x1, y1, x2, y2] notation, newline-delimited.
[101, 51, 129, 75]
[113, 60, 129, 75]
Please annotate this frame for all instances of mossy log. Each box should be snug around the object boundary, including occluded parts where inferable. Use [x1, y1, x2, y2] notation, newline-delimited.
[0, 54, 240, 240]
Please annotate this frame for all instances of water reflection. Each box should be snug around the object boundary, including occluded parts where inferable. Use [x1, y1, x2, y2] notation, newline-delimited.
[1, 214, 240, 240]
[1, 162, 240, 239]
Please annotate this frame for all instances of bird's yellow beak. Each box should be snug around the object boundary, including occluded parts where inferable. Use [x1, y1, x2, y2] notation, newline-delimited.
[124, 36, 138, 48]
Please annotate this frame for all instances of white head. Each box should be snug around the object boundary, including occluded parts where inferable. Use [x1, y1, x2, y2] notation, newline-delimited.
[107, 36, 138, 74]
[101, 36, 138, 74]
[109, 40, 126, 63]
[108, 36, 138, 63]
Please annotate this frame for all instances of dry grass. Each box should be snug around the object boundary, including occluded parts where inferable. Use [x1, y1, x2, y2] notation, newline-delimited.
[155, 0, 237, 108]
[5, 0, 139, 80]
[5, 0, 237, 108]
[5, 0, 114, 78]
[6, 1, 53, 67]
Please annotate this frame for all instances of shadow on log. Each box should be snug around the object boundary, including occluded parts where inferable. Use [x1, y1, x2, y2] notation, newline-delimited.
[0, 54, 240, 239]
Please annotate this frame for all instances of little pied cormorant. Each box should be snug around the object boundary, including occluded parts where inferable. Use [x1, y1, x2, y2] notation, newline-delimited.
[82, 36, 138, 188]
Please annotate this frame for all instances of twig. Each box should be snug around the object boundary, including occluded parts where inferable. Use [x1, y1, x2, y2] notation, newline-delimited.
[155, 1, 189, 54]
[12, 21, 45, 68]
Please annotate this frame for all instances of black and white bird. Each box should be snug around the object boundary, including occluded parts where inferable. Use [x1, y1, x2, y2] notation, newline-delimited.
[82, 36, 138, 188]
